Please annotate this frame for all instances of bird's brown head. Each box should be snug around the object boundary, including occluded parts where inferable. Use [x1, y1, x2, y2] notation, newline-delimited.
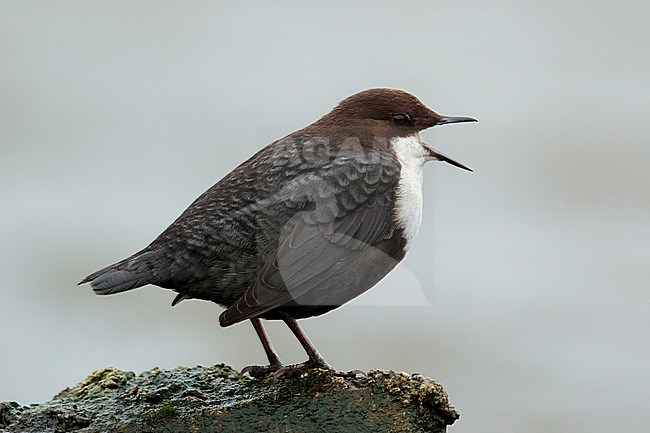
[321, 88, 476, 135]
[311, 88, 477, 171]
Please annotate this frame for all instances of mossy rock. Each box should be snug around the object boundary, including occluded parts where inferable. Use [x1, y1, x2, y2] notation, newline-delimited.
[2, 364, 459, 432]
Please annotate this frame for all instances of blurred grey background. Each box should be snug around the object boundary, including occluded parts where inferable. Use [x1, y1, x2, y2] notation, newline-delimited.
[1, 2, 648, 432]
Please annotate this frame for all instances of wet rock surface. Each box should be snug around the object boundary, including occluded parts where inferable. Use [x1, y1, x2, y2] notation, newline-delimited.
[2, 364, 459, 433]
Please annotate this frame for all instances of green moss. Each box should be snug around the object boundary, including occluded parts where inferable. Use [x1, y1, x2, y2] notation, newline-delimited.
[143, 399, 178, 425]
[159, 400, 178, 419]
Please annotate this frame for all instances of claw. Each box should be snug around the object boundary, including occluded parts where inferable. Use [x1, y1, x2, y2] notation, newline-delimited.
[241, 362, 283, 378]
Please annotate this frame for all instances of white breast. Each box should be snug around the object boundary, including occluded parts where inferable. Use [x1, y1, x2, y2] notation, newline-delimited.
[391, 135, 430, 250]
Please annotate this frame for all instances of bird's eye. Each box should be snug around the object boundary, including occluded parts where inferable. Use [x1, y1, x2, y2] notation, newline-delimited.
[391, 113, 409, 126]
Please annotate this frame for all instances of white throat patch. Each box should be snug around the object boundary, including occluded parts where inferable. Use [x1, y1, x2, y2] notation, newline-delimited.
[391, 135, 431, 250]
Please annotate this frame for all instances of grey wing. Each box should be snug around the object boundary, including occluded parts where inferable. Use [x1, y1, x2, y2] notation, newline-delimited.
[218, 151, 402, 327]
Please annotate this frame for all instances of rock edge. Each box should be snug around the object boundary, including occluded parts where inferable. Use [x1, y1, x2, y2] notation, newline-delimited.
[2, 364, 459, 433]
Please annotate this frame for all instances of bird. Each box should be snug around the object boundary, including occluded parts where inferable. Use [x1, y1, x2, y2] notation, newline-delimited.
[79, 88, 476, 377]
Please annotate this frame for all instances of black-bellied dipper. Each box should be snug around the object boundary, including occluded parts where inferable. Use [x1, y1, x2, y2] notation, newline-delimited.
[80, 88, 476, 377]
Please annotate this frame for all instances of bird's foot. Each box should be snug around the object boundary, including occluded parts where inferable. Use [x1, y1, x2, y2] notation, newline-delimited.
[241, 362, 283, 378]
[272, 359, 364, 379]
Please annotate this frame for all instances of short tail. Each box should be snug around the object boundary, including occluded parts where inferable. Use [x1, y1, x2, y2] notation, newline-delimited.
[79, 249, 163, 295]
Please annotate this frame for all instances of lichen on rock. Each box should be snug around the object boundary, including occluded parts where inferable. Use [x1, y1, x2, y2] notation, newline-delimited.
[2, 364, 459, 433]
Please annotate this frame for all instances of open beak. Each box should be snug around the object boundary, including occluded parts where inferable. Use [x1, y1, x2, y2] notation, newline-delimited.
[429, 148, 473, 172]
[429, 115, 476, 171]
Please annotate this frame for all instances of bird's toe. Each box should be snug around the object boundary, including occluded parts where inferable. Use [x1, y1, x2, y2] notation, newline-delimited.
[241, 363, 283, 378]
